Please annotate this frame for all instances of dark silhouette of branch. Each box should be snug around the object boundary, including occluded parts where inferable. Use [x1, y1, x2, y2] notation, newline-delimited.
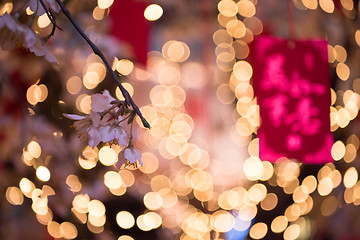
[38, 0, 62, 37]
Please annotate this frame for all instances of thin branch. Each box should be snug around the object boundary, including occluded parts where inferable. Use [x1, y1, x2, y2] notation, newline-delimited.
[54, 0, 150, 129]
[38, 0, 63, 35]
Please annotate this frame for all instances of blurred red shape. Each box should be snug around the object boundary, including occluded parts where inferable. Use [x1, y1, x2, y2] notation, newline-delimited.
[250, 35, 333, 164]
[110, 0, 149, 65]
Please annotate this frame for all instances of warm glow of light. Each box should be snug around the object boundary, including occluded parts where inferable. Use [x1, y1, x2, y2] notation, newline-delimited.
[28, 140, 41, 158]
[226, 19, 246, 38]
[137, 214, 152, 231]
[261, 193, 278, 211]
[118, 236, 134, 240]
[218, 0, 238, 17]
[283, 224, 301, 240]
[116, 59, 134, 75]
[6, 187, 24, 205]
[116, 83, 134, 101]
[318, 177, 333, 196]
[66, 76, 82, 94]
[98, 146, 117, 166]
[211, 210, 235, 232]
[143, 212, 162, 230]
[319, 0, 335, 13]
[0, 2, 13, 15]
[237, 0, 256, 17]
[73, 194, 90, 213]
[271, 215, 288, 233]
[344, 167, 358, 188]
[302, 0, 318, 9]
[19, 177, 35, 198]
[47, 221, 63, 239]
[38, 13, 51, 28]
[355, 30, 360, 47]
[336, 62, 350, 81]
[331, 140, 346, 161]
[36, 166, 51, 182]
[66, 175, 82, 192]
[89, 214, 106, 227]
[162, 40, 190, 62]
[83, 71, 100, 89]
[104, 171, 123, 189]
[98, 0, 114, 9]
[76, 94, 92, 114]
[60, 222, 78, 239]
[301, 175, 317, 194]
[144, 192, 163, 210]
[249, 222, 268, 239]
[116, 211, 135, 229]
[88, 200, 106, 217]
[248, 183, 267, 203]
[321, 195, 337, 216]
[144, 4, 163, 21]
[93, 6, 105, 20]
[243, 157, 263, 180]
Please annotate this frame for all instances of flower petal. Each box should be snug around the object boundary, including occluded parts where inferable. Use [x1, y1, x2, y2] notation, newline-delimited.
[63, 113, 86, 120]
[114, 127, 127, 146]
[116, 150, 126, 169]
[88, 127, 101, 148]
[124, 148, 136, 163]
[91, 93, 111, 112]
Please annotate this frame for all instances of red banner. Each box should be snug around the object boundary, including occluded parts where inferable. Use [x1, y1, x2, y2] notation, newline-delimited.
[251, 35, 333, 164]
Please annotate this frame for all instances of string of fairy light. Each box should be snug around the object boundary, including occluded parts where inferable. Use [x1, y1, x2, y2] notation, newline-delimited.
[3, 0, 360, 239]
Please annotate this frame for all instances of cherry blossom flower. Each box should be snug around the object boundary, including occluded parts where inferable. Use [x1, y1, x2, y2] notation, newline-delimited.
[64, 90, 128, 148]
[0, 13, 57, 63]
[116, 146, 143, 169]
[28, 0, 61, 16]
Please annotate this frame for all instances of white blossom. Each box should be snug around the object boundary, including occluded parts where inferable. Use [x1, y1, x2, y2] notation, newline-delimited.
[28, 0, 61, 16]
[64, 90, 128, 148]
[0, 13, 57, 63]
[116, 146, 143, 169]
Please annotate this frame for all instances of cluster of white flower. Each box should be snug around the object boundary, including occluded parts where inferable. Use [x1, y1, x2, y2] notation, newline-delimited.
[64, 90, 143, 168]
[0, 13, 57, 63]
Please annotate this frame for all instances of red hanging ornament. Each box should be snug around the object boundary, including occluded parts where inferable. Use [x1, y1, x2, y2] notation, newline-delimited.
[250, 35, 333, 164]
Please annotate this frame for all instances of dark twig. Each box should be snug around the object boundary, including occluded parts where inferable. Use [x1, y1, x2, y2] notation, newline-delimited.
[54, 0, 150, 129]
[38, 0, 63, 36]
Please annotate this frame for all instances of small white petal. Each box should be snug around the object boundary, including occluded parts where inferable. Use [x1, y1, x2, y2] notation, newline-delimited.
[88, 128, 101, 148]
[89, 111, 101, 127]
[91, 93, 111, 112]
[63, 113, 86, 120]
[114, 127, 127, 146]
[124, 148, 136, 163]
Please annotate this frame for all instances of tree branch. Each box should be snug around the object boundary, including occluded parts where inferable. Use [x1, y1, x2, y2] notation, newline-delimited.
[38, 0, 63, 36]
[54, 0, 150, 129]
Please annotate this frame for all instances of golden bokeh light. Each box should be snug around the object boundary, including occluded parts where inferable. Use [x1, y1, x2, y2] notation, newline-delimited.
[237, 0, 256, 17]
[104, 171, 123, 189]
[36, 166, 51, 182]
[344, 167, 358, 188]
[117, 211, 135, 229]
[249, 222, 268, 239]
[162, 40, 190, 62]
[218, 0, 238, 17]
[6, 187, 24, 205]
[88, 199, 106, 217]
[144, 4, 163, 21]
[60, 222, 78, 239]
[98, 0, 114, 9]
[99, 146, 117, 166]
[271, 215, 288, 233]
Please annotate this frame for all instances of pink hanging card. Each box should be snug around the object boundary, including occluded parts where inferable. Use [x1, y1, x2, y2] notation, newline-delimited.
[251, 35, 333, 164]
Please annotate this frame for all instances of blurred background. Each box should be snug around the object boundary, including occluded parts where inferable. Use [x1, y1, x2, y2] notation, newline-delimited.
[1, 0, 360, 239]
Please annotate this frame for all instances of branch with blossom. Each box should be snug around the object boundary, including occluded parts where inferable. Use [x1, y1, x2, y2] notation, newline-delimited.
[0, 0, 149, 168]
